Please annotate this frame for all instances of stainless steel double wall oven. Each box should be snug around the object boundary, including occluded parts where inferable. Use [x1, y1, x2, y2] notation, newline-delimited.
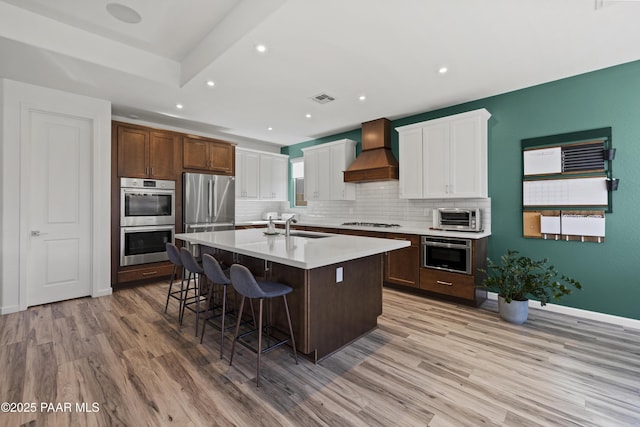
[120, 177, 175, 266]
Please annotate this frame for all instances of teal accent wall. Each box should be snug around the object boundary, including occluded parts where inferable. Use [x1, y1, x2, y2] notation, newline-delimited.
[282, 60, 640, 320]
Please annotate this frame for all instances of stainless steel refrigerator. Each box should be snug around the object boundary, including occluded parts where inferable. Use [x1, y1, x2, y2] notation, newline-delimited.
[183, 172, 235, 233]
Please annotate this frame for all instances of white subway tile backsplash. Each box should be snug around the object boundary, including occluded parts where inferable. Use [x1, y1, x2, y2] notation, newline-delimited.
[235, 200, 284, 222]
[277, 181, 491, 232]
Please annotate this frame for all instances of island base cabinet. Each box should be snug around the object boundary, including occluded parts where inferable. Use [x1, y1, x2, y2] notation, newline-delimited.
[262, 264, 308, 355]
[207, 248, 266, 278]
[269, 254, 383, 363]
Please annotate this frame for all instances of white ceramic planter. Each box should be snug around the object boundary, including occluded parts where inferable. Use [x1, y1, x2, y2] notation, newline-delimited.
[498, 296, 529, 324]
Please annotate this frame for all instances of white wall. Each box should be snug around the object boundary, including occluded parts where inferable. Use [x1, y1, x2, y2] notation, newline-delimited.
[0, 79, 112, 313]
[0, 80, 4, 310]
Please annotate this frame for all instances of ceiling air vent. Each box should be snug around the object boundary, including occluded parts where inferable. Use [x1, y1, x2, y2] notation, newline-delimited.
[311, 93, 336, 104]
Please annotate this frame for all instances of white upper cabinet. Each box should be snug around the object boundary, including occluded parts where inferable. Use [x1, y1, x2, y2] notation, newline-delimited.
[398, 127, 424, 199]
[259, 154, 288, 200]
[303, 139, 356, 201]
[329, 140, 356, 200]
[397, 108, 491, 199]
[236, 148, 288, 201]
[422, 122, 450, 198]
[236, 149, 260, 199]
[303, 147, 329, 201]
[448, 113, 488, 198]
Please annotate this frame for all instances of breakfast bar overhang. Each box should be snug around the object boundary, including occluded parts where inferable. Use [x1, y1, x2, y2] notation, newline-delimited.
[176, 228, 410, 362]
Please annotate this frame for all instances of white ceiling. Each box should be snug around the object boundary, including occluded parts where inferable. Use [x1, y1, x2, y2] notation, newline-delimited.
[1, 0, 639, 147]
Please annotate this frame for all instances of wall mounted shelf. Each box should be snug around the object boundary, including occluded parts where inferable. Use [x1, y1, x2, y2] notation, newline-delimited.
[521, 127, 615, 243]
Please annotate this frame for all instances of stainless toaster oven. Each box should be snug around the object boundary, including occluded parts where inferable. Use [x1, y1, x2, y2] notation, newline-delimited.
[433, 208, 482, 232]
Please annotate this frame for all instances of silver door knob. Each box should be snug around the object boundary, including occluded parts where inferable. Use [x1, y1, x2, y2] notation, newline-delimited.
[31, 230, 46, 236]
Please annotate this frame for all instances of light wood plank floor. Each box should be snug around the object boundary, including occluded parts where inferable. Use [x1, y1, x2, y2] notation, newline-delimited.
[1, 283, 639, 426]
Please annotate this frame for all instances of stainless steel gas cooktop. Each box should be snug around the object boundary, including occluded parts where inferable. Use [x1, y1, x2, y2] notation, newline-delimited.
[341, 222, 401, 228]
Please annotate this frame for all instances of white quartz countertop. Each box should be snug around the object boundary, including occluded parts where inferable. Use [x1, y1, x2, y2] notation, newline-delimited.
[235, 220, 491, 239]
[175, 228, 410, 269]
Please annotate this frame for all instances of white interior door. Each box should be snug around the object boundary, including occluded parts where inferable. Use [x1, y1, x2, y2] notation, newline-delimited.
[26, 111, 92, 306]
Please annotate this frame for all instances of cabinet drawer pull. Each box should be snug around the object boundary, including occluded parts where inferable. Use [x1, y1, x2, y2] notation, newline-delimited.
[142, 271, 158, 276]
[436, 280, 453, 286]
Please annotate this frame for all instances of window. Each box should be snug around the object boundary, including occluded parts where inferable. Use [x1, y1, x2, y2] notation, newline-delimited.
[291, 158, 306, 207]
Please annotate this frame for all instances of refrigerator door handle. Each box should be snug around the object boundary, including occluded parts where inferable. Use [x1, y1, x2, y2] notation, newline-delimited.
[213, 178, 218, 219]
[207, 180, 212, 219]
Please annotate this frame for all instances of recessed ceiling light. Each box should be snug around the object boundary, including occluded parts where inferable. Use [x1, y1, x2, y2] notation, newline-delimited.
[359, 95, 367, 101]
[176, 103, 183, 109]
[206, 80, 215, 87]
[268, 127, 273, 131]
[255, 44, 267, 53]
[106, 3, 142, 24]
[438, 66, 448, 74]
[305, 113, 312, 118]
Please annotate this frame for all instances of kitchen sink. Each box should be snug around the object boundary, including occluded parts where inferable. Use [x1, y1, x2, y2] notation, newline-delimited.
[288, 232, 330, 239]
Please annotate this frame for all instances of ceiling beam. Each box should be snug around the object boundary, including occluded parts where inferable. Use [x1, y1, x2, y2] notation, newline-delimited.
[179, 0, 287, 87]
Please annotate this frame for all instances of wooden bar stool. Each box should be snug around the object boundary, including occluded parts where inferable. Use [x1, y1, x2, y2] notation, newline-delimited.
[228, 264, 298, 387]
[164, 243, 185, 319]
[199, 254, 233, 359]
[180, 247, 207, 336]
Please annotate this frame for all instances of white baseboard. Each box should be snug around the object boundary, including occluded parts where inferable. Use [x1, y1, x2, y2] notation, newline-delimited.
[0, 304, 21, 315]
[486, 292, 640, 330]
[1, 288, 112, 315]
[92, 288, 113, 298]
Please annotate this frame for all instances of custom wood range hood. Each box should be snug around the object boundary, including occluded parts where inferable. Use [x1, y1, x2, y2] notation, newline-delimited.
[343, 118, 399, 182]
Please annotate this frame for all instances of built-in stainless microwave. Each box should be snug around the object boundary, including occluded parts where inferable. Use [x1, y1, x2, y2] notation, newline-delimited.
[422, 236, 472, 275]
[433, 208, 482, 232]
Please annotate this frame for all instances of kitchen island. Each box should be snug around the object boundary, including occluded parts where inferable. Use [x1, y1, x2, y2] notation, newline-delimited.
[176, 228, 409, 362]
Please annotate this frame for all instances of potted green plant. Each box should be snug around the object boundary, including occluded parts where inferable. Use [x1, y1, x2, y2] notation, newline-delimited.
[479, 250, 582, 324]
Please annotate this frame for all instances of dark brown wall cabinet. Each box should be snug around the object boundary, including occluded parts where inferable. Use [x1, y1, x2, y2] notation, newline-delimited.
[116, 123, 179, 180]
[183, 136, 235, 175]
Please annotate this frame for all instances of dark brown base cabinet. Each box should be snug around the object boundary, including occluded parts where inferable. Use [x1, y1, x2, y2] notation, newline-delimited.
[419, 269, 483, 302]
[191, 241, 384, 363]
[116, 262, 176, 284]
[385, 234, 420, 288]
[294, 225, 487, 306]
[269, 254, 383, 362]
[418, 238, 488, 306]
[298, 226, 422, 289]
